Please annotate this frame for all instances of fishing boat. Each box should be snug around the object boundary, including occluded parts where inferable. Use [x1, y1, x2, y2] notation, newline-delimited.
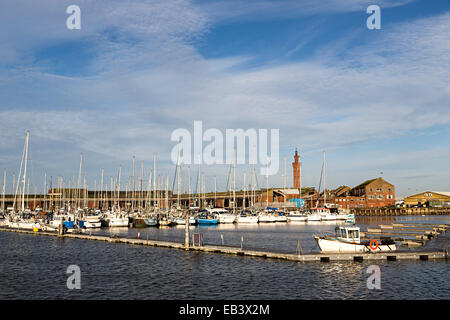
[313, 226, 396, 253]
[236, 210, 259, 224]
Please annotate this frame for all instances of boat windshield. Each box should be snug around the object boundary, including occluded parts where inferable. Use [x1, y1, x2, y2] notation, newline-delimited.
[348, 229, 359, 239]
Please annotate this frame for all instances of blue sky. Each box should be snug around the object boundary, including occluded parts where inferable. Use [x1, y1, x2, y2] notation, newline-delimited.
[0, 0, 449, 198]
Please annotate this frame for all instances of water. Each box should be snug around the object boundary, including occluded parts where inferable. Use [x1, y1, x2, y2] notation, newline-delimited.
[1, 216, 449, 299]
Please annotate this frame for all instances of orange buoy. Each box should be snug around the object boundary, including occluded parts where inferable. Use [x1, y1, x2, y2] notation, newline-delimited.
[370, 239, 379, 250]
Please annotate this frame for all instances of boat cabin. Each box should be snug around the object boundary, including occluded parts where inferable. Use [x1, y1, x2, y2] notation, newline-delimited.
[335, 226, 360, 244]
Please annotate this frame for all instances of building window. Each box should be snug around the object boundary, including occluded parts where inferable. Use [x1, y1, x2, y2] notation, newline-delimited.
[376, 188, 382, 192]
[369, 188, 373, 192]
[368, 195, 374, 200]
[388, 188, 392, 192]
[387, 195, 393, 199]
[377, 195, 383, 200]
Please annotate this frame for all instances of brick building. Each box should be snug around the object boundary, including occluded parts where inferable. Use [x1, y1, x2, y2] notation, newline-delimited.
[328, 177, 395, 209]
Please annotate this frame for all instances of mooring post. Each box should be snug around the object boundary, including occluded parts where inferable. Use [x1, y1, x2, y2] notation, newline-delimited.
[221, 234, 224, 246]
[297, 240, 303, 255]
[58, 220, 63, 237]
[185, 215, 189, 251]
[241, 236, 243, 250]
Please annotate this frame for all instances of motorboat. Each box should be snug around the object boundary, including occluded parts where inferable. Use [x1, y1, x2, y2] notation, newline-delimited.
[236, 210, 259, 224]
[287, 210, 308, 222]
[313, 226, 396, 253]
[207, 208, 236, 224]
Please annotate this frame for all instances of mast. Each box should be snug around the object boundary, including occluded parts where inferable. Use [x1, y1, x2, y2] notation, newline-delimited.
[233, 148, 236, 214]
[153, 153, 156, 207]
[100, 168, 104, 210]
[117, 166, 122, 213]
[76, 153, 83, 211]
[214, 176, 217, 208]
[283, 155, 287, 210]
[177, 146, 181, 209]
[21, 130, 30, 213]
[132, 156, 135, 211]
[243, 172, 246, 210]
[323, 151, 326, 207]
[188, 166, 191, 209]
[266, 162, 269, 209]
[2, 169, 6, 211]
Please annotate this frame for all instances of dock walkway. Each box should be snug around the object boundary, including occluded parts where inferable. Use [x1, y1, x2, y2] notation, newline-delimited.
[0, 227, 448, 263]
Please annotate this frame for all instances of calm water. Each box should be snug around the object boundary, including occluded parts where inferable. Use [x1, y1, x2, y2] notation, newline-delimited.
[1, 216, 449, 299]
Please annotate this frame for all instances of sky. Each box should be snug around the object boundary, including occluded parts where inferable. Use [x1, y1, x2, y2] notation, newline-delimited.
[0, 0, 449, 198]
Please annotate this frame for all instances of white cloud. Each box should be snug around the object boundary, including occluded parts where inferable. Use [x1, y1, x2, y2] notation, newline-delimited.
[0, 1, 449, 194]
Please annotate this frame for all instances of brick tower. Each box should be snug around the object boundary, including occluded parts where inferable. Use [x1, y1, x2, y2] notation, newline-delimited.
[292, 148, 301, 189]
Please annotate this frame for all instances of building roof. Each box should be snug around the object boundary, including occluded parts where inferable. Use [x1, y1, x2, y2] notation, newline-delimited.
[405, 191, 450, 198]
[353, 178, 377, 189]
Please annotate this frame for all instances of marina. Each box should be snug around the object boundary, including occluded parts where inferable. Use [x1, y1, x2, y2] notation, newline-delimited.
[0, 216, 448, 263]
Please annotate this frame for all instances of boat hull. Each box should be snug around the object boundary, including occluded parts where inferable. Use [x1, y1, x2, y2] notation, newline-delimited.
[236, 216, 259, 224]
[314, 236, 396, 253]
[217, 214, 236, 224]
[197, 218, 219, 225]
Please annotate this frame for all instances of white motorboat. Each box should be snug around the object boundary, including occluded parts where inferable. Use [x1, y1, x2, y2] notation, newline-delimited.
[287, 211, 308, 222]
[207, 208, 236, 223]
[313, 226, 396, 253]
[236, 210, 259, 224]
[81, 215, 102, 228]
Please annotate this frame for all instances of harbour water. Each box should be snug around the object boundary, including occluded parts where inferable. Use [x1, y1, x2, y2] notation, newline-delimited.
[1, 216, 449, 299]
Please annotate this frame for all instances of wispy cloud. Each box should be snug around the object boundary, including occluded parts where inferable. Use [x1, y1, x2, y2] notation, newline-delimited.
[0, 1, 448, 194]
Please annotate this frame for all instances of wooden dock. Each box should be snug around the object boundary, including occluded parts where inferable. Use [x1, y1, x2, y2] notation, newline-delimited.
[0, 227, 448, 263]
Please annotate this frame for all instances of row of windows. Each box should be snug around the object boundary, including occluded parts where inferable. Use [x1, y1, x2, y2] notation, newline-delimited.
[369, 187, 392, 192]
[368, 195, 393, 200]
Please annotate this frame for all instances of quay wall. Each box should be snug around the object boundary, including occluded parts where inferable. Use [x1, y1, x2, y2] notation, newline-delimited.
[351, 207, 450, 216]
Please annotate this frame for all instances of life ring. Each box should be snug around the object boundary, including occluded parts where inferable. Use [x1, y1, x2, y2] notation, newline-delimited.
[370, 239, 379, 250]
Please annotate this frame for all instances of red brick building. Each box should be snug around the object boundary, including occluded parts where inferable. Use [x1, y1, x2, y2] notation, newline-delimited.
[329, 177, 395, 209]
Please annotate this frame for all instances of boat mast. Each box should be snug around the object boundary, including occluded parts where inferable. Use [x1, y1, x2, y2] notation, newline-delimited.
[21, 130, 30, 213]
[153, 153, 156, 208]
[2, 169, 6, 212]
[76, 153, 83, 211]
[233, 148, 236, 214]
[214, 176, 217, 208]
[100, 168, 104, 210]
[177, 146, 181, 209]
[266, 163, 269, 209]
[117, 166, 122, 213]
[323, 151, 326, 207]
[283, 155, 286, 210]
[243, 172, 246, 210]
[188, 166, 191, 209]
